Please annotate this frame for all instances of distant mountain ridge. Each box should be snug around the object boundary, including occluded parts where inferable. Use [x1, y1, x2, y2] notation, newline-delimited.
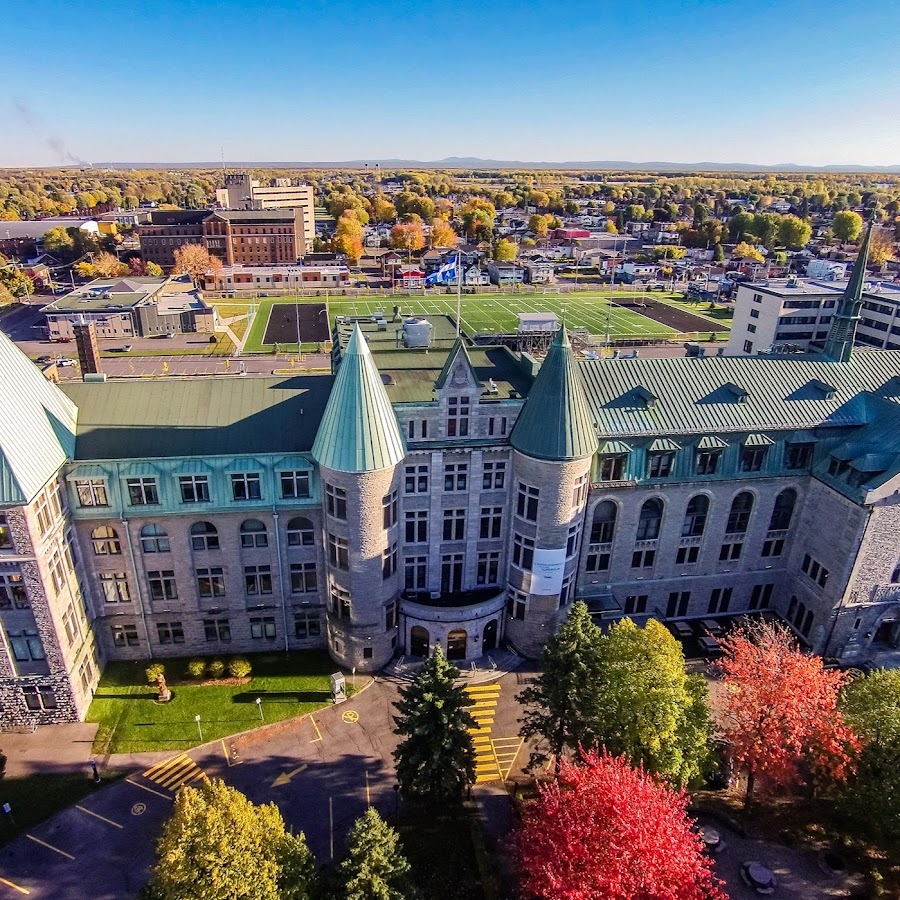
[87, 156, 900, 173]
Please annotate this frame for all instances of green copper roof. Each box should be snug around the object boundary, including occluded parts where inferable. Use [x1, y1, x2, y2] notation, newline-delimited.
[0, 330, 78, 504]
[510, 326, 598, 461]
[312, 323, 406, 472]
[824, 220, 873, 363]
[435, 338, 481, 390]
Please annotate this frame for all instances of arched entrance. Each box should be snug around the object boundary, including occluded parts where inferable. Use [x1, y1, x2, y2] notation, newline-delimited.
[872, 608, 900, 649]
[447, 629, 467, 660]
[409, 626, 429, 658]
[482, 619, 498, 653]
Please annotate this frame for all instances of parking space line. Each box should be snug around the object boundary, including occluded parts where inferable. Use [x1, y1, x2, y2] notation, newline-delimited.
[75, 805, 123, 829]
[25, 835, 75, 860]
[126, 778, 173, 801]
[310, 715, 323, 743]
[0, 875, 30, 895]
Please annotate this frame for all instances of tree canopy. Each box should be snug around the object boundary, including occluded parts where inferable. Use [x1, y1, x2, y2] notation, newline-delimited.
[149, 778, 316, 900]
[393, 646, 476, 805]
[492, 238, 517, 262]
[512, 749, 725, 900]
[832, 209, 864, 243]
[338, 807, 417, 900]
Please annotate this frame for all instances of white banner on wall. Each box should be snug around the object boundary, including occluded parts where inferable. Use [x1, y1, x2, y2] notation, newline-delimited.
[531, 548, 567, 595]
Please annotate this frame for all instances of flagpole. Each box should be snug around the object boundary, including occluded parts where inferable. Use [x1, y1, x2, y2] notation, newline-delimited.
[456, 248, 462, 338]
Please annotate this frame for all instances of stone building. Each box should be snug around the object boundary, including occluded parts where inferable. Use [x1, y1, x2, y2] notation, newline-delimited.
[4, 231, 900, 726]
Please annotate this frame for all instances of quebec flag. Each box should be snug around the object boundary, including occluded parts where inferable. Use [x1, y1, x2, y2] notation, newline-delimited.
[425, 258, 458, 286]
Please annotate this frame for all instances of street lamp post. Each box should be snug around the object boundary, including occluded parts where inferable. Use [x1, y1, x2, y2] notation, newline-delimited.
[256, 697, 264, 722]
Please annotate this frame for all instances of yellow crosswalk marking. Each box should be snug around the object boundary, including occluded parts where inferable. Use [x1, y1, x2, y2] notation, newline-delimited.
[142, 753, 205, 792]
[464, 683, 501, 692]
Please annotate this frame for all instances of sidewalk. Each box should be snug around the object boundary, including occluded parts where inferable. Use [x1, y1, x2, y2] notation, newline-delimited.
[0, 723, 98, 778]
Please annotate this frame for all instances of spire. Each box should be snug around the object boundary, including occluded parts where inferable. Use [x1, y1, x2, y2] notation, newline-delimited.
[510, 325, 598, 461]
[823, 219, 874, 362]
[311, 324, 405, 472]
[435, 337, 480, 390]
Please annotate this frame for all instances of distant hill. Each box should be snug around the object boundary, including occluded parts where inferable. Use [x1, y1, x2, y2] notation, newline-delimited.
[88, 157, 900, 173]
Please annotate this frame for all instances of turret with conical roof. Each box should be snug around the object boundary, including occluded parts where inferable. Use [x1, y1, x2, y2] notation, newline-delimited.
[510, 325, 598, 461]
[823, 219, 874, 363]
[311, 323, 405, 472]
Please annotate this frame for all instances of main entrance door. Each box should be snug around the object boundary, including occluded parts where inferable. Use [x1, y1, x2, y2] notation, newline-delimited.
[482, 619, 498, 652]
[447, 629, 467, 660]
[410, 626, 429, 657]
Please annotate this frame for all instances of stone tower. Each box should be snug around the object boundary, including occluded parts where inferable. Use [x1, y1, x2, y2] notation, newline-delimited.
[311, 324, 406, 671]
[505, 325, 598, 655]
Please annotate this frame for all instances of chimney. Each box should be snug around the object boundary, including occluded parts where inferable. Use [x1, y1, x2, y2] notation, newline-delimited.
[73, 318, 102, 376]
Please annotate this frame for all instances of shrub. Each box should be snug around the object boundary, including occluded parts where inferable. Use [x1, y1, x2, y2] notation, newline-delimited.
[228, 657, 252, 679]
[145, 663, 165, 685]
[208, 659, 226, 679]
[187, 659, 207, 680]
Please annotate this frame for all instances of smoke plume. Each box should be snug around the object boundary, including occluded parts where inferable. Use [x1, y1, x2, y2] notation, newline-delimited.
[12, 101, 91, 167]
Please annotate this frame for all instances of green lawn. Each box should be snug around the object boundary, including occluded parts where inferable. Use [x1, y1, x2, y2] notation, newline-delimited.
[657, 293, 734, 326]
[87, 650, 345, 755]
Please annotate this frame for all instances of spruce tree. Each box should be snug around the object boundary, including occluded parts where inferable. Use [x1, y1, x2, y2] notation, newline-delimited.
[393, 646, 476, 804]
[338, 807, 417, 900]
[518, 600, 605, 770]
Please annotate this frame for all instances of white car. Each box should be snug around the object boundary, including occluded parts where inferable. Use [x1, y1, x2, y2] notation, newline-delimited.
[55, 357, 77, 367]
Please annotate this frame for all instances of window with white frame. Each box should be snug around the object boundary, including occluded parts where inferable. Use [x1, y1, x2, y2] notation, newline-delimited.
[294, 609, 321, 639]
[127, 478, 159, 505]
[290, 562, 317, 594]
[507, 590, 527, 621]
[157, 621, 185, 644]
[99, 572, 130, 603]
[0, 574, 29, 609]
[111, 623, 139, 647]
[197, 567, 225, 597]
[76, 479, 108, 507]
[325, 484, 347, 520]
[179, 475, 210, 503]
[482, 461, 506, 490]
[231, 472, 262, 501]
[91, 525, 121, 556]
[404, 556, 427, 590]
[287, 517, 315, 547]
[444, 463, 468, 492]
[147, 570, 177, 601]
[512, 533, 535, 570]
[250, 617, 277, 640]
[447, 396, 470, 437]
[516, 483, 540, 522]
[280, 470, 310, 499]
[0, 513, 13, 550]
[477, 551, 500, 585]
[404, 465, 428, 494]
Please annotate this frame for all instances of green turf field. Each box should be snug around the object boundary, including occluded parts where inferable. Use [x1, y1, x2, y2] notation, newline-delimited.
[237, 292, 693, 352]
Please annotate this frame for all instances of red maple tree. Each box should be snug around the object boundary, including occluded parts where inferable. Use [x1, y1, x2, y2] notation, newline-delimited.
[717, 619, 858, 802]
[513, 749, 725, 900]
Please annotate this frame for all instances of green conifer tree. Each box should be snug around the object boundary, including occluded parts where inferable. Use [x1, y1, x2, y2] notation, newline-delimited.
[393, 646, 476, 804]
[338, 807, 417, 900]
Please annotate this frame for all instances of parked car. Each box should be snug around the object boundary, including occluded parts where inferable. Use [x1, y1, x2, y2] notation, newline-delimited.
[36, 355, 53, 364]
[55, 357, 77, 367]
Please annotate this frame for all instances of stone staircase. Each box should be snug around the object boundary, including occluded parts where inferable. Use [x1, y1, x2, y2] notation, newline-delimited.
[383, 645, 523, 684]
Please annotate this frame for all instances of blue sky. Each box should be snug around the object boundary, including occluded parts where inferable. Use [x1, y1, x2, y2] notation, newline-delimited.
[4, 0, 900, 166]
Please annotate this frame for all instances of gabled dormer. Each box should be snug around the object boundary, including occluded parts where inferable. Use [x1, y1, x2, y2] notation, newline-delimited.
[434, 338, 483, 439]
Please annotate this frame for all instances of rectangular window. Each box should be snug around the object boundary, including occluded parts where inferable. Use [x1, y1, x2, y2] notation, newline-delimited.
[512, 533, 535, 571]
[749, 583, 774, 610]
[0, 513, 11, 550]
[327, 533, 349, 570]
[91, 527, 121, 556]
[404, 555, 427, 590]
[8, 628, 45, 662]
[111, 623, 139, 647]
[719, 542, 743, 561]
[62, 602, 82, 645]
[572, 473, 589, 508]
[479, 507, 503, 539]
[99, 572, 130, 603]
[325, 484, 347, 519]
[441, 553, 463, 593]
[382, 491, 398, 529]
[179, 475, 210, 503]
[743, 340, 754, 353]
[147, 570, 177, 601]
[197, 567, 226, 597]
[23, 685, 57, 710]
[482, 461, 506, 490]
[507, 590, 527, 621]
[127, 477, 159, 505]
[708, 587, 732, 614]
[676, 545, 700, 565]
[404, 465, 429, 494]
[624, 594, 648, 615]
[250, 617, 277, 640]
[586, 551, 610, 572]
[280, 470, 310, 499]
[49, 549, 66, 593]
[597, 455, 626, 482]
[785, 444, 813, 470]
[203, 618, 231, 642]
[648, 452, 674, 478]
[447, 396, 470, 437]
[801, 554, 829, 588]
[294, 609, 321, 639]
[0, 573, 29, 609]
[157, 621, 185, 644]
[290, 562, 317, 594]
[696, 451, 720, 476]
[404, 511, 428, 544]
[740, 448, 767, 473]
[762, 538, 784, 558]
[516, 483, 540, 522]
[76, 479, 108, 507]
[444, 463, 468, 492]
[476, 551, 500, 585]
[442, 509, 465, 541]
[231, 473, 262, 501]
[383, 542, 398, 579]
[330, 585, 351, 619]
[566, 523, 580, 558]
[244, 564, 273, 595]
[631, 549, 656, 569]
[750, 308, 760, 319]
[666, 591, 690, 618]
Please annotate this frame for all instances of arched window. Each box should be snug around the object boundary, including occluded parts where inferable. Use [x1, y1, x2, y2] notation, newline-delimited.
[590, 501, 617, 544]
[636, 498, 663, 541]
[287, 516, 315, 547]
[892, 566, 900, 585]
[768, 488, 797, 531]
[726, 492, 754, 534]
[682, 495, 709, 537]
[190, 521, 219, 551]
[91, 525, 121, 556]
[240, 519, 268, 549]
[140, 523, 170, 554]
